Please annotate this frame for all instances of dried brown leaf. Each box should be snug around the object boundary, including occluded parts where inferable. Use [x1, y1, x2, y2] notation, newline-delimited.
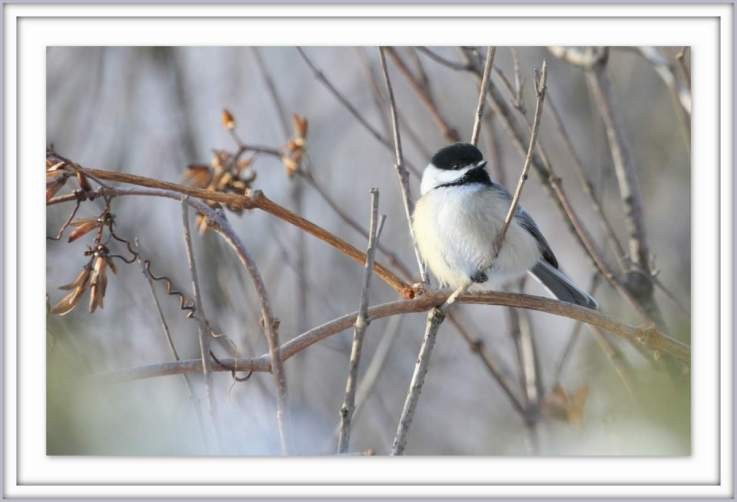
[221, 109, 236, 130]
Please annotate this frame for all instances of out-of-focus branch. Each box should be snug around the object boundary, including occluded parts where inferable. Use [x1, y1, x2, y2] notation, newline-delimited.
[378, 46, 429, 284]
[470, 47, 496, 146]
[104, 289, 690, 382]
[384, 47, 460, 142]
[416, 46, 474, 72]
[545, 91, 628, 269]
[209, 210, 290, 455]
[338, 189, 385, 453]
[584, 56, 666, 331]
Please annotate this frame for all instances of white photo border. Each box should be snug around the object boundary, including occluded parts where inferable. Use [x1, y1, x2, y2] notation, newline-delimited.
[2, 2, 733, 499]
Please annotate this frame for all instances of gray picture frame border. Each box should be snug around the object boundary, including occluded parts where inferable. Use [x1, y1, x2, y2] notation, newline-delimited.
[1, 1, 733, 500]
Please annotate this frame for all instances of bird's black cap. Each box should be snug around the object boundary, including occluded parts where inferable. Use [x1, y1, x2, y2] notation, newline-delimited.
[430, 143, 483, 170]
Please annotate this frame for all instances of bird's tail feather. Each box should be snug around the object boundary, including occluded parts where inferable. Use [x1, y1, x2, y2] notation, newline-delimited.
[529, 261, 598, 310]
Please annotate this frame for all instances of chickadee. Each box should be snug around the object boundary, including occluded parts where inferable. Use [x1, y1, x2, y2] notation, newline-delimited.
[412, 143, 598, 309]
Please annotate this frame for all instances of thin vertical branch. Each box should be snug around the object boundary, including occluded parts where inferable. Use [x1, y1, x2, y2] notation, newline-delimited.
[586, 59, 666, 331]
[180, 201, 218, 451]
[391, 307, 445, 455]
[470, 47, 496, 146]
[378, 46, 428, 284]
[493, 61, 548, 257]
[338, 189, 385, 453]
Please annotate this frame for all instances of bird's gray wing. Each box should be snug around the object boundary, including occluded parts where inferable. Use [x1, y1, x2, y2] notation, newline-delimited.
[489, 181, 559, 269]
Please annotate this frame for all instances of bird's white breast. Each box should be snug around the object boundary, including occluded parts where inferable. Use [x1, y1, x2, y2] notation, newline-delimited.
[412, 184, 542, 289]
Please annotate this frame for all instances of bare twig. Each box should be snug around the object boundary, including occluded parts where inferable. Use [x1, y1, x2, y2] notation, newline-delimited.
[391, 307, 445, 455]
[378, 46, 428, 284]
[417, 46, 474, 72]
[338, 189, 385, 453]
[470, 47, 496, 146]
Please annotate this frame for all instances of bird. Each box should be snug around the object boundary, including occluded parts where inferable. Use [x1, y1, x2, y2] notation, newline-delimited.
[412, 142, 598, 310]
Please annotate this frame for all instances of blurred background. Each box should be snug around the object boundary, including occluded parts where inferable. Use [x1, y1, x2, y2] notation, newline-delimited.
[46, 46, 690, 456]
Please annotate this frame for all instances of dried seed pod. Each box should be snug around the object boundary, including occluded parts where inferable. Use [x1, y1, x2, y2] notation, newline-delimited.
[67, 219, 100, 243]
[88, 255, 108, 313]
[51, 266, 92, 316]
[221, 109, 236, 130]
[58, 266, 91, 291]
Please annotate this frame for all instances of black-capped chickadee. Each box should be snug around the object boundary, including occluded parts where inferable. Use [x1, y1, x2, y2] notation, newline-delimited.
[412, 143, 598, 309]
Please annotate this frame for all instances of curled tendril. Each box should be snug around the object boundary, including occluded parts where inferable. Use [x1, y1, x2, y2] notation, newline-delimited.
[209, 350, 254, 382]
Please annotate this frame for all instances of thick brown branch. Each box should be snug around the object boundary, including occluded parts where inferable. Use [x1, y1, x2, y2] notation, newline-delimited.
[103, 290, 689, 382]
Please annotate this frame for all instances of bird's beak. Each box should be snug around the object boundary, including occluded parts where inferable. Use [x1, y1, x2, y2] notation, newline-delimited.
[476, 160, 488, 169]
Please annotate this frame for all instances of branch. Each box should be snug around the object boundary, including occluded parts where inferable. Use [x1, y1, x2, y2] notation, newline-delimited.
[585, 58, 666, 330]
[391, 307, 444, 455]
[338, 189, 385, 453]
[378, 46, 429, 284]
[209, 210, 290, 455]
[180, 201, 219, 451]
[493, 60, 547, 258]
[470, 46, 496, 146]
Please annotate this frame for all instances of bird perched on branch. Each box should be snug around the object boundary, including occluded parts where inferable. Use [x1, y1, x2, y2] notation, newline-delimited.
[412, 142, 598, 309]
